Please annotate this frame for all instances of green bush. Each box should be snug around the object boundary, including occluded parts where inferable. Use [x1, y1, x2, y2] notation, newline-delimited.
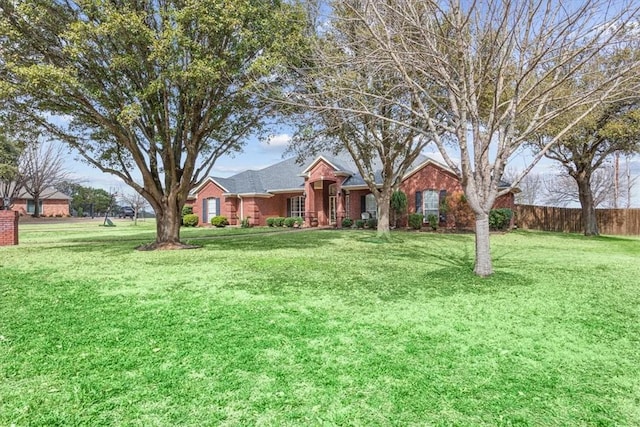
[427, 214, 438, 230]
[295, 217, 304, 227]
[366, 218, 378, 228]
[274, 216, 285, 227]
[182, 205, 193, 216]
[284, 217, 296, 227]
[240, 216, 252, 228]
[182, 214, 199, 227]
[489, 208, 513, 230]
[342, 218, 354, 228]
[408, 213, 424, 230]
[266, 217, 276, 227]
[210, 215, 228, 227]
[355, 219, 365, 229]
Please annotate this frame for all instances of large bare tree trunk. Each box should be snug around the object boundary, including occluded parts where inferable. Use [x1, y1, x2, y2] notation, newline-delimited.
[376, 189, 392, 239]
[154, 206, 182, 247]
[141, 192, 189, 250]
[474, 213, 493, 277]
[576, 174, 599, 236]
[33, 194, 41, 217]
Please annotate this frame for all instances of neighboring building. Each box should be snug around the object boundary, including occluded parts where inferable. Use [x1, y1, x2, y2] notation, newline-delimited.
[11, 188, 71, 217]
[186, 154, 516, 227]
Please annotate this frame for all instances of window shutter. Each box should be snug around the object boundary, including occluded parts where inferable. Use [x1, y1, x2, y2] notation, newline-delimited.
[287, 198, 292, 217]
[360, 195, 366, 213]
[215, 198, 221, 216]
[202, 198, 207, 223]
[415, 191, 423, 214]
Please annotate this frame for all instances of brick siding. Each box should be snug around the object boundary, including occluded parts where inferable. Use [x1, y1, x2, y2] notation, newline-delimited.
[0, 210, 19, 246]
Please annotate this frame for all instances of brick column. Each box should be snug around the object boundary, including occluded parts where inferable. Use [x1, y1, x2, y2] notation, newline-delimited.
[0, 210, 19, 246]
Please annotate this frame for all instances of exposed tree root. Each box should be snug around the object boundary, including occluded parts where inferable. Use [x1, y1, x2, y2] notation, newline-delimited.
[135, 241, 200, 251]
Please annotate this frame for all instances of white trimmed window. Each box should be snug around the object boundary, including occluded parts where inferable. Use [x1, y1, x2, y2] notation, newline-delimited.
[423, 190, 439, 221]
[365, 193, 377, 218]
[289, 196, 305, 217]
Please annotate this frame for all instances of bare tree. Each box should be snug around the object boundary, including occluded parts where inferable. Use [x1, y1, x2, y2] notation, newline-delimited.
[280, 1, 433, 238]
[502, 168, 543, 206]
[544, 162, 638, 209]
[537, 89, 640, 234]
[20, 142, 70, 217]
[544, 166, 613, 208]
[328, 0, 640, 276]
[120, 191, 148, 226]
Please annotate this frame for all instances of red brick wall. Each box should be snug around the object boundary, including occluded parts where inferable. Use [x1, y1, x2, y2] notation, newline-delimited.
[223, 198, 239, 225]
[0, 210, 19, 246]
[12, 199, 70, 217]
[189, 179, 305, 226]
[189, 180, 226, 225]
[493, 193, 515, 210]
[400, 163, 463, 213]
[241, 193, 303, 226]
[345, 162, 516, 228]
[345, 189, 369, 220]
[307, 160, 340, 183]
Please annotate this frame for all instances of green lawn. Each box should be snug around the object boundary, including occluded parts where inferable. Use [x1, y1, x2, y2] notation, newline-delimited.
[1, 222, 639, 426]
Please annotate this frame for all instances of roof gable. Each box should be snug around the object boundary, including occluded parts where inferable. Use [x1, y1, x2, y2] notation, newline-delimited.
[190, 176, 230, 195]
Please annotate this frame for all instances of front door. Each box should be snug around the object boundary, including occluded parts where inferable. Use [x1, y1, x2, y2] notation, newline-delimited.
[329, 196, 337, 225]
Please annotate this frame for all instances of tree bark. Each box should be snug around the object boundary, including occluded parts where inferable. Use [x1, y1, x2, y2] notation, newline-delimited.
[33, 194, 41, 218]
[148, 205, 184, 249]
[576, 174, 599, 236]
[139, 193, 192, 250]
[474, 213, 493, 277]
[376, 188, 392, 239]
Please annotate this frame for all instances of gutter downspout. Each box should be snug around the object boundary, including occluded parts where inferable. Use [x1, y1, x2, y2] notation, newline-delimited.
[238, 195, 243, 225]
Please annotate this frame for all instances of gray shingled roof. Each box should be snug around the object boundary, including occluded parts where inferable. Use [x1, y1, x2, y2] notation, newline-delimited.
[214, 152, 449, 194]
[214, 157, 305, 194]
[206, 151, 514, 195]
[17, 187, 71, 200]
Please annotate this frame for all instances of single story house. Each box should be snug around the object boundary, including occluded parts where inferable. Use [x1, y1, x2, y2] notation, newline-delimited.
[10, 187, 71, 217]
[186, 153, 516, 227]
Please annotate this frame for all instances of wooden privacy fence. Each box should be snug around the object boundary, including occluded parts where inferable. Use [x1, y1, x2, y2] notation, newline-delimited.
[515, 204, 640, 235]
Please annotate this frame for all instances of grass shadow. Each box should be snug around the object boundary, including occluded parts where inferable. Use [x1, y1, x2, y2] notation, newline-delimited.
[193, 229, 340, 252]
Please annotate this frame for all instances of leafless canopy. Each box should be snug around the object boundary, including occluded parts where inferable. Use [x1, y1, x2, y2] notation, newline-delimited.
[20, 141, 70, 216]
[318, 0, 640, 275]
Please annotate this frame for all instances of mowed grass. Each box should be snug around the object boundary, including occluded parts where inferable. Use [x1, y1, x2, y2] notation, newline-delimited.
[1, 222, 639, 426]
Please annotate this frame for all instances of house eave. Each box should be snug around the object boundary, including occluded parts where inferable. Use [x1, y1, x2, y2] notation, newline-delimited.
[190, 177, 230, 195]
[402, 158, 458, 181]
[267, 188, 305, 194]
[342, 184, 380, 191]
[302, 155, 346, 175]
[237, 192, 274, 198]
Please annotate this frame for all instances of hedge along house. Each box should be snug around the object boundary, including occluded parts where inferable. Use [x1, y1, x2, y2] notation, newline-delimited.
[186, 153, 517, 227]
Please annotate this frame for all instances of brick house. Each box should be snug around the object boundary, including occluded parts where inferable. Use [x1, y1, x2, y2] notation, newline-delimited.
[186, 154, 516, 227]
[11, 188, 71, 217]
